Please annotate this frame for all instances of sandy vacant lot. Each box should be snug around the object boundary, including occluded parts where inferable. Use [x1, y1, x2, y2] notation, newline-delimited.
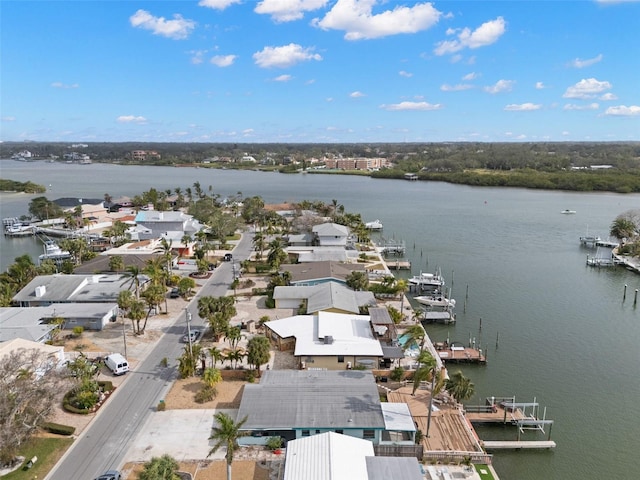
[164, 377, 245, 409]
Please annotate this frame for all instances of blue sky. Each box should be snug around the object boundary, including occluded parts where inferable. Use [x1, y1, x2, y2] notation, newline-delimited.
[1, 0, 639, 143]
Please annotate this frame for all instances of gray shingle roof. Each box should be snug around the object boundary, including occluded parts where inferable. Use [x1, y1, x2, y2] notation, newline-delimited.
[238, 370, 385, 430]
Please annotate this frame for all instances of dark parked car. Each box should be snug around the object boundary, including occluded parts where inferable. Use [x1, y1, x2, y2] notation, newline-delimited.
[169, 287, 180, 298]
[223, 253, 233, 262]
[95, 470, 121, 480]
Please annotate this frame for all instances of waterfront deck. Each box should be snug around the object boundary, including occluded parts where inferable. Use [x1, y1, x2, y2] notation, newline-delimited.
[436, 344, 486, 365]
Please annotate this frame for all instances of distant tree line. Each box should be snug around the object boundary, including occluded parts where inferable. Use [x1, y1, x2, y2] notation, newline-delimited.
[0, 179, 46, 193]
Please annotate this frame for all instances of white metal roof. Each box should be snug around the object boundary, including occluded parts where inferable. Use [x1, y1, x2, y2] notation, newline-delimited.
[284, 432, 373, 480]
[381, 402, 416, 432]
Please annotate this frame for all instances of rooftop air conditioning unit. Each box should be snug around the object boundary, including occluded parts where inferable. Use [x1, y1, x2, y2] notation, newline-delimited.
[323, 335, 334, 344]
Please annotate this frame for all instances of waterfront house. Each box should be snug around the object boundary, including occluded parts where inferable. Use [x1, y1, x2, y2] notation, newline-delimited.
[134, 210, 205, 249]
[283, 431, 423, 480]
[264, 311, 384, 369]
[279, 261, 365, 286]
[272, 281, 376, 314]
[236, 370, 415, 447]
[312, 222, 350, 247]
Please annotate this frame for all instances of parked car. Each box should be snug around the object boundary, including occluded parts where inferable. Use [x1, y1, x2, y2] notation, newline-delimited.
[95, 470, 121, 480]
[223, 253, 233, 262]
[169, 287, 180, 298]
[181, 329, 201, 343]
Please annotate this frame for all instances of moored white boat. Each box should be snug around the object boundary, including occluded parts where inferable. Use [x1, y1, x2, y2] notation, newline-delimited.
[365, 219, 384, 230]
[414, 295, 456, 309]
[4, 223, 35, 236]
[38, 240, 72, 263]
[561, 209, 576, 214]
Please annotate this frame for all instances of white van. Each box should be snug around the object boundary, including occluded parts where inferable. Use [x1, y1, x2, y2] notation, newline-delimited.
[104, 353, 129, 376]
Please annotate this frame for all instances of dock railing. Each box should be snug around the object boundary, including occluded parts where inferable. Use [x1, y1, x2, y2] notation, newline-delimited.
[423, 450, 493, 465]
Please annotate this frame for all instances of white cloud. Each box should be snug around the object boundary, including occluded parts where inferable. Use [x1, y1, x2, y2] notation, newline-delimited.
[326, 97, 334, 102]
[242, 128, 255, 135]
[563, 103, 599, 110]
[274, 74, 293, 82]
[440, 83, 473, 92]
[462, 72, 478, 81]
[210, 55, 237, 67]
[568, 54, 603, 69]
[600, 92, 618, 101]
[434, 16, 506, 55]
[604, 105, 640, 116]
[130, 9, 196, 40]
[484, 79, 514, 94]
[255, 0, 328, 22]
[198, 0, 241, 10]
[313, 0, 441, 40]
[504, 103, 541, 111]
[399, 70, 413, 78]
[350, 91, 366, 98]
[116, 115, 147, 124]
[253, 43, 322, 68]
[380, 101, 443, 111]
[535, 82, 545, 89]
[51, 82, 79, 89]
[190, 50, 206, 64]
[563, 78, 612, 99]
[1, 116, 16, 121]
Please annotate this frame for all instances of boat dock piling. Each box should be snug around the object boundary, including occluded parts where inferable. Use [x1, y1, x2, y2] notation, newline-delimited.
[465, 396, 555, 449]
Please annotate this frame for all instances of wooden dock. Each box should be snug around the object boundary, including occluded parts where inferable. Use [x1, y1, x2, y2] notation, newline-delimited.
[436, 345, 486, 365]
[483, 440, 556, 450]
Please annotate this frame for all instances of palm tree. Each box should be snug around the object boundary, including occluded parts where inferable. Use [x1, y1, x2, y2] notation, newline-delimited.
[445, 370, 475, 403]
[411, 350, 437, 396]
[610, 216, 637, 240]
[208, 346, 223, 368]
[267, 238, 287, 269]
[396, 278, 409, 318]
[203, 367, 222, 388]
[246, 335, 271, 372]
[127, 298, 146, 335]
[139, 454, 180, 480]
[121, 265, 143, 299]
[403, 324, 427, 351]
[208, 412, 248, 480]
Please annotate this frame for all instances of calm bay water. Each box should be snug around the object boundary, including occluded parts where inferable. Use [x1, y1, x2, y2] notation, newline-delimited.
[1, 160, 639, 479]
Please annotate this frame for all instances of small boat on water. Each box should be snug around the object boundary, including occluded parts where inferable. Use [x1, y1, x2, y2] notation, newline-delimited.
[414, 294, 456, 309]
[561, 209, 576, 214]
[365, 219, 384, 230]
[4, 223, 35, 236]
[38, 240, 72, 263]
[408, 271, 445, 290]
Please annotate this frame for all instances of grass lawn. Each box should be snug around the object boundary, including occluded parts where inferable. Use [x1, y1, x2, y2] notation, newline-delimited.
[3, 437, 74, 480]
[475, 464, 497, 480]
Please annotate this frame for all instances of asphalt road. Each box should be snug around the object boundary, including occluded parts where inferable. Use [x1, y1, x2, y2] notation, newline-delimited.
[46, 229, 254, 480]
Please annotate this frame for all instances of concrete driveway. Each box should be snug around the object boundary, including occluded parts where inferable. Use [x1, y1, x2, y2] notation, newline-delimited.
[126, 409, 239, 462]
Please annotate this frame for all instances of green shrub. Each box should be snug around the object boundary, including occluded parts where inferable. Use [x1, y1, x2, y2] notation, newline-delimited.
[72, 326, 84, 337]
[194, 385, 217, 404]
[265, 436, 283, 451]
[157, 400, 166, 411]
[390, 367, 405, 382]
[42, 422, 76, 436]
[245, 370, 257, 383]
[98, 380, 113, 392]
